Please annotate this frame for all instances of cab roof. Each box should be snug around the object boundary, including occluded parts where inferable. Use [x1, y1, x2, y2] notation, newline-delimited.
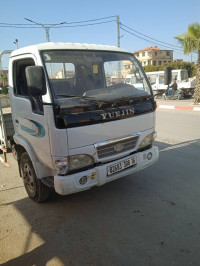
[10, 42, 130, 57]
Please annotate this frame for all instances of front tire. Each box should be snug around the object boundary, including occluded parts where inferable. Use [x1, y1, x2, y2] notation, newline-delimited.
[21, 152, 50, 202]
[177, 93, 182, 100]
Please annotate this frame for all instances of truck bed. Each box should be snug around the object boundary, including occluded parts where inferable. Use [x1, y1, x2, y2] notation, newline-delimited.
[0, 96, 14, 148]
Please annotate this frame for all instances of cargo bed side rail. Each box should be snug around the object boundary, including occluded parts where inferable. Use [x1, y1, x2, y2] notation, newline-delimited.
[0, 97, 14, 166]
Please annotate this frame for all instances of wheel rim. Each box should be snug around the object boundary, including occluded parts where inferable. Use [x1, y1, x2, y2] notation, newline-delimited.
[23, 162, 36, 196]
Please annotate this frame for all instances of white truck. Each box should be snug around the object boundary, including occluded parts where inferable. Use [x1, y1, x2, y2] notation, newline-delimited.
[0, 42, 159, 202]
[145, 69, 195, 97]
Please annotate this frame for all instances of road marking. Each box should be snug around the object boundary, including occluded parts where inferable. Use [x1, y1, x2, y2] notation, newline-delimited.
[158, 105, 175, 109]
[193, 107, 200, 111]
[175, 106, 193, 111]
[157, 105, 200, 112]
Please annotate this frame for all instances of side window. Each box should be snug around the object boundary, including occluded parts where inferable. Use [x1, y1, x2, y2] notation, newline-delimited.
[13, 58, 44, 114]
[159, 74, 164, 84]
[45, 62, 76, 96]
[13, 58, 35, 96]
[45, 62, 75, 80]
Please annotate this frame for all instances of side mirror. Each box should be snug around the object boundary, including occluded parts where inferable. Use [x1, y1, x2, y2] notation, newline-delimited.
[164, 66, 172, 85]
[25, 66, 47, 96]
[134, 70, 143, 81]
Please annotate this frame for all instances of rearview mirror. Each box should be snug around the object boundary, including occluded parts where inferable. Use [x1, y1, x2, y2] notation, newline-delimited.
[25, 66, 47, 96]
[164, 66, 172, 85]
[134, 70, 143, 81]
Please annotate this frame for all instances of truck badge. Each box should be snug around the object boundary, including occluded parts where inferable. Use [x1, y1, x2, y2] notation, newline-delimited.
[113, 143, 124, 153]
[100, 108, 134, 120]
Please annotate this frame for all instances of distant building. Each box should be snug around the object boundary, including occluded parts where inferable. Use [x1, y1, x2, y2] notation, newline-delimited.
[133, 46, 173, 67]
[173, 59, 183, 63]
[122, 46, 174, 78]
[56, 69, 75, 79]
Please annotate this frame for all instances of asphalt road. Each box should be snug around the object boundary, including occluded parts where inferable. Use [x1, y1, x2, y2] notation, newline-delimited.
[0, 109, 200, 266]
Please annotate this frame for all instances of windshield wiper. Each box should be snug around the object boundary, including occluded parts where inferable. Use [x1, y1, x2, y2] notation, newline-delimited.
[57, 95, 112, 109]
[56, 94, 109, 103]
[56, 94, 79, 98]
[80, 95, 113, 106]
[111, 96, 136, 104]
[112, 95, 152, 105]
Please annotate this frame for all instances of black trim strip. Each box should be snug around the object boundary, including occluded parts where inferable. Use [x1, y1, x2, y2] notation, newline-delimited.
[55, 101, 156, 128]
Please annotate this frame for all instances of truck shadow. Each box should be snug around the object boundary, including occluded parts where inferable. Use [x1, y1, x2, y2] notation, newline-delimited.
[1, 139, 200, 266]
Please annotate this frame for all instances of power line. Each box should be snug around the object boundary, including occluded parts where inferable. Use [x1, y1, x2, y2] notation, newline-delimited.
[120, 24, 198, 59]
[0, 15, 198, 60]
[121, 26, 198, 61]
[0, 20, 115, 29]
[120, 26, 199, 59]
[120, 26, 183, 52]
[54, 15, 116, 26]
[0, 15, 116, 27]
[0, 25, 40, 28]
[54, 20, 116, 28]
[121, 23, 182, 49]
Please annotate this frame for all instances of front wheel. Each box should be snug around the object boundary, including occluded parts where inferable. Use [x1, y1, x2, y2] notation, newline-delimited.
[21, 152, 50, 202]
[177, 93, 182, 100]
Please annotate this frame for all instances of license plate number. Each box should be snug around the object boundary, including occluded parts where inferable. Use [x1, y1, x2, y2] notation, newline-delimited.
[107, 156, 137, 176]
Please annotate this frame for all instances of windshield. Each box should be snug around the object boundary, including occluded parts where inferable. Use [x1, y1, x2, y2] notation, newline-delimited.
[159, 74, 164, 84]
[146, 74, 157, 85]
[180, 70, 188, 80]
[42, 50, 152, 108]
[172, 71, 178, 81]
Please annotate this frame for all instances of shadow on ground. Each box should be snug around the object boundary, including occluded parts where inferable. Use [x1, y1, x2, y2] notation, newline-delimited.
[1, 139, 200, 266]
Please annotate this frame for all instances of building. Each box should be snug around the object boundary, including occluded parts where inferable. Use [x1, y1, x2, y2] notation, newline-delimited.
[133, 46, 173, 67]
[173, 59, 183, 63]
[122, 46, 174, 78]
[55, 69, 75, 79]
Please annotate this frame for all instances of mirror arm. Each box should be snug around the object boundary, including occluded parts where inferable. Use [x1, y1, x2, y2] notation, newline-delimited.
[37, 96, 60, 110]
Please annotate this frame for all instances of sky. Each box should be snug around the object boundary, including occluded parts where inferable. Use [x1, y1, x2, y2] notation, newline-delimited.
[0, 0, 200, 68]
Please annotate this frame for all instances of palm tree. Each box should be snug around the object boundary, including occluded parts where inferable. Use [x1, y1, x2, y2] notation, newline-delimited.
[175, 23, 200, 104]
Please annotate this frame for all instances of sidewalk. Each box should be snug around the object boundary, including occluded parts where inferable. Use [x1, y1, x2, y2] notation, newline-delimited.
[156, 97, 200, 112]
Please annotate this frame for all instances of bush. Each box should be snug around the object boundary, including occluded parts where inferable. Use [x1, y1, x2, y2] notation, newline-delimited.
[143, 61, 196, 77]
[1, 86, 8, 95]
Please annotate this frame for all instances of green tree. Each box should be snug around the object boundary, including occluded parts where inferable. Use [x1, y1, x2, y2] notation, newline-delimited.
[175, 23, 200, 104]
[143, 62, 196, 77]
[0, 72, 8, 95]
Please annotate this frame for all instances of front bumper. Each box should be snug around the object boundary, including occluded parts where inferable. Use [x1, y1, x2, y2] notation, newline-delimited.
[54, 146, 159, 195]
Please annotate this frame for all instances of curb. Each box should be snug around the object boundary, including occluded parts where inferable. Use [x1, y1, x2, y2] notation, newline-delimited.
[157, 104, 200, 112]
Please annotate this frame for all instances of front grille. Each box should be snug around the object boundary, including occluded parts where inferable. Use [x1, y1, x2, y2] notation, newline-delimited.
[96, 135, 139, 159]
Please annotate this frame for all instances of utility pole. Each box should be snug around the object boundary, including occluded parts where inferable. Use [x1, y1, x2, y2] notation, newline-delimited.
[116, 15, 121, 82]
[24, 18, 67, 42]
[116, 15, 120, 48]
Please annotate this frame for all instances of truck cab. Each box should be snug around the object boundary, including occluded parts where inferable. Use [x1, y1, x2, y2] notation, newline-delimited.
[7, 42, 159, 202]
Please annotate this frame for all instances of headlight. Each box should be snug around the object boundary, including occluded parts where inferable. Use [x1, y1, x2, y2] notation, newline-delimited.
[53, 154, 95, 175]
[139, 132, 156, 149]
[53, 157, 68, 175]
[69, 154, 95, 171]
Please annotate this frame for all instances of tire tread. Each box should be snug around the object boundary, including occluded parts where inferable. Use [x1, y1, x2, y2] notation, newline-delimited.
[21, 152, 50, 203]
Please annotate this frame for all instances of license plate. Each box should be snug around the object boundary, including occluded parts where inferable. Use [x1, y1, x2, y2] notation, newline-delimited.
[107, 156, 137, 176]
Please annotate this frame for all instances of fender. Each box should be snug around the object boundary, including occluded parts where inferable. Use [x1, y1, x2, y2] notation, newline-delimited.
[13, 135, 55, 179]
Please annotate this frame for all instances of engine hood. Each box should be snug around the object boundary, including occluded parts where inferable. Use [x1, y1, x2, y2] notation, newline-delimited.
[67, 112, 155, 149]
